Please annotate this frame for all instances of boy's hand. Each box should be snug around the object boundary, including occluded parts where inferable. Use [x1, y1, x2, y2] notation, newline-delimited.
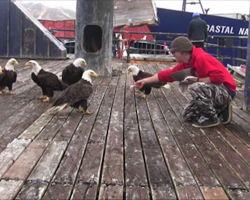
[134, 80, 145, 89]
[181, 77, 198, 84]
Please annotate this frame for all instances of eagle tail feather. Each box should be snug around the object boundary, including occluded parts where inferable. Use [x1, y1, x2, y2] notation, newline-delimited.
[161, 84, 171, 89]
[47, 103, 68, 114]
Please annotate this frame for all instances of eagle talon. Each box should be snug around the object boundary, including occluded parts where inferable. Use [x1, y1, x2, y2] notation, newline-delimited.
[77, 109, 84, 113]
[77, 106, 84, 113]
[38, 95, 46, 99]
[43, 97, 50, 102]
[0, 91, 3, 95]
[85, 110, 92, 115]
[9, 91, 15, 95]
[141, 94, 146, 98]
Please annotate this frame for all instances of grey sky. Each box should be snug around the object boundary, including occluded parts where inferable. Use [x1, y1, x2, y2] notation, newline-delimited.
[21, 0, 250, 15]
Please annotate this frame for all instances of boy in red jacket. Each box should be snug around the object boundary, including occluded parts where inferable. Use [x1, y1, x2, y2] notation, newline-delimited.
[134, 36, 236, 128]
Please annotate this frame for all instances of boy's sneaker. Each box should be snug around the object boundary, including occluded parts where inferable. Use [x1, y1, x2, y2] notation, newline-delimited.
[219, 104, 232, 124]
[192, 117, 220, 128]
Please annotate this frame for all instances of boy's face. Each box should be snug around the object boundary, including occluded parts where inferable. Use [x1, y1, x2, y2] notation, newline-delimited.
[173, 52, 191, 64]
[173, 51, 183, 63]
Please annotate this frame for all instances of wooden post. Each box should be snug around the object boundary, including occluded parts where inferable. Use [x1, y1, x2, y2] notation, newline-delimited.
[75, 0, 114, 76]
[244, 3, 250, 110]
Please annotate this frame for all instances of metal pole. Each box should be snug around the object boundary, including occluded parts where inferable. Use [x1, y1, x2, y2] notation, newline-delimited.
[182, 0, 186, 12]
[244, 1, 250, 111]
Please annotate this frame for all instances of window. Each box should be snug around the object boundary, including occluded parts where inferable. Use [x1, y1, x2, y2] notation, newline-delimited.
[83, 25, 102, 52]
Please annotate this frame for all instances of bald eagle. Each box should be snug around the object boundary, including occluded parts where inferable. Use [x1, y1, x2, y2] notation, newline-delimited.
[25, 60, 67, 102]
[48, 70, 98, 114]
[126, 65, 169, 98]
[62, 58, 87, 85]
[0, 58, 18, 95]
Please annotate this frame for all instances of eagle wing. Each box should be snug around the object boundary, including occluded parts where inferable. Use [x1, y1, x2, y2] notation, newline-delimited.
[38, 72, 63, 90]
[133, 70, 152, 82]
[31, 72, 41, 86]
[0, 71, 5, 84]
[53, 80, 93, 106]
[62, 64, 84, 85]
[4, 70, 17, 84]
[133, 70, 166, 88]
[62, 66, 68, 82]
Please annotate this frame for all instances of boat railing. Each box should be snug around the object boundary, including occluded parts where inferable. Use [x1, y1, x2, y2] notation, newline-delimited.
[48, 28, 248, 66]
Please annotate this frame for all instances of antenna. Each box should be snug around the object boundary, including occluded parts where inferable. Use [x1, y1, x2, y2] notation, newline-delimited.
[182, 0, 206, 14]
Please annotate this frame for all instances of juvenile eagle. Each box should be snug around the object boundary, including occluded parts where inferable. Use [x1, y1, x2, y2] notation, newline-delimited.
[0, 58, 18, 95]
[48, 70, 98, 114]
[126, 65, 169, 98]
[62, 58, 87, 85]
[25, 60, 67, 102]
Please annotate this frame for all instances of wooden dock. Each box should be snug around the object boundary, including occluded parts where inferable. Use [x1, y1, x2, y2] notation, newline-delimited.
[0, 56, 250, 200]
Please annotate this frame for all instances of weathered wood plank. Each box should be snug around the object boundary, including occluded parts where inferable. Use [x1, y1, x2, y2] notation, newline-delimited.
[16, 181, 48, 200]
[135, 74, 176, 199]
[0, 99, 50, 153]
[126, 186, 150, 200]
[229, 189, 250, 200]
[202, 127, 250, 188]
[0, 180, 23, 200]
[124, 80, 148, 188]
[201, 187, 229, 200]
[52, 85, 107, 184]
[3, 141, 49, 180]
[42, 184, 72, 200]
[28, 141, 67, 182]
[145, 64, 203, 199]
[18, 112, 54, 140]
[233, 106, 250, 124]
[53, 110, 85, 142]
[177, 186, 204, 200]
[0, 138, 30, 179]
[98, 185, 123, 200]
[225, 122, 250, 148]
[71, 184, 97, 200]
[145, 93, 202, 197]
[101, 84, 124, 185]
[212, 125, 250, 170]
[76, 85, 116, 185]
[35, 109, 71, 141]
[232, 113, 250, 135]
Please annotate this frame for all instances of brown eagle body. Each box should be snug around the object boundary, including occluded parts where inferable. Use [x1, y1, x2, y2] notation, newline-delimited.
[31, 69, 67, 99]
[0, 69, 17, 92]
[53, 79, 93, 110]
[133, 70, 166, 95]
[62, 63, 84, 85]
[0, 58, 18, 94]
[48, 69, 98, 114]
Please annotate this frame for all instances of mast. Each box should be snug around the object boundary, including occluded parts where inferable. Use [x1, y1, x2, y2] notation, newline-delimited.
[182, 0, 205, 14]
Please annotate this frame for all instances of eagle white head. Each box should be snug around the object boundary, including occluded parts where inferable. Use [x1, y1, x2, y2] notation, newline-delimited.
[126, 65, 140, 77]
[5, 58, 18, 71]
[24, 60, 42, 75]
[73, 58, 87, 68]
[82, 70, 98, 83]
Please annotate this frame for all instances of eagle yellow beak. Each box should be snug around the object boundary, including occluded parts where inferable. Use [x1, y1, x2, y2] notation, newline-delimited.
[82, 61, 87, 66]
[15, 61, 19, 65]
[126, 70, 130, 77]
[0, 68, 2, 73]
[92, 72, 99, 77]
[24, 62, 30, 67]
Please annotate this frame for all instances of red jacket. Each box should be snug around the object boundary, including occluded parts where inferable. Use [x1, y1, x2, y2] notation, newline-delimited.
[158, 46, 236, 92]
